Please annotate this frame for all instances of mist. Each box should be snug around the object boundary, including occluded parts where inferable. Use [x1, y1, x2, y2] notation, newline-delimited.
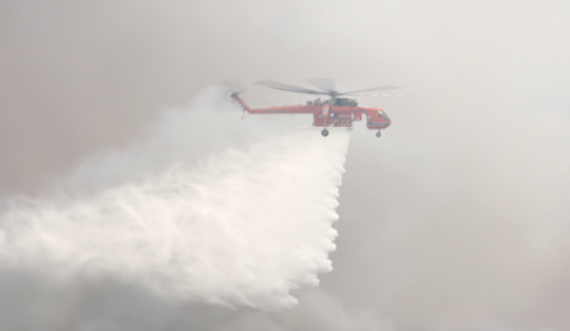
[2, 0, 570, 330]
[0, 88, 364, 329]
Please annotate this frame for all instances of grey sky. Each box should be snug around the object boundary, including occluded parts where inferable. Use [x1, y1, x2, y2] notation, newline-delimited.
[2, 1, 570, 330]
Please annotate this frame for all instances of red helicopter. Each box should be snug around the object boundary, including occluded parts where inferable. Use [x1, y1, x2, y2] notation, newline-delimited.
[231, 79, 401, 137]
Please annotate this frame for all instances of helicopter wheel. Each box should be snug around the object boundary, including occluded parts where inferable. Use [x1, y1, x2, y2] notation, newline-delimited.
[321, 129, 329, 137]
[376, 131, 381, 138]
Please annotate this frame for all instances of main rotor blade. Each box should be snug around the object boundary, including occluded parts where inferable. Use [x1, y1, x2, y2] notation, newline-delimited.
[350, 93, 408, 97]
[255, 80, 328, 95]
[305, 78, 336, 93]
[340, 85, 401, 95]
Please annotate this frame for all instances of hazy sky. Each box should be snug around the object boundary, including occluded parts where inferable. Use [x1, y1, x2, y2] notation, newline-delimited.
[2, 1, 570, 330]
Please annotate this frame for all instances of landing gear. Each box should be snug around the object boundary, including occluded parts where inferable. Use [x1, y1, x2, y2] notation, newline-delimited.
[376, 131, 381, 138]
[321, 129, 329, 137]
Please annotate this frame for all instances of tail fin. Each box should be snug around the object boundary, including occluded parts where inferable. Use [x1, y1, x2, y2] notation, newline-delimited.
[230, 92, 252, 113]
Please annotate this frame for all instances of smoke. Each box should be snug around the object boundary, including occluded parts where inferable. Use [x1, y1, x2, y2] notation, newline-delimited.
[4, 1, 570, 330]
[0, 87, 356, 328]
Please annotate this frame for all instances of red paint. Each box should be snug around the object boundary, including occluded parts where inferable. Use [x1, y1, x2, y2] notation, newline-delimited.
[232, 94, 391, 132]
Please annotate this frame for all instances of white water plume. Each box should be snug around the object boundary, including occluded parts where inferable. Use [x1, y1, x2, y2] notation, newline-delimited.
[0, 87, 351, 311]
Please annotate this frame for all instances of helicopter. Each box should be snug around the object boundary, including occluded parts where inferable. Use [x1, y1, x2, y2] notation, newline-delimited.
[231, 79, 401, 137]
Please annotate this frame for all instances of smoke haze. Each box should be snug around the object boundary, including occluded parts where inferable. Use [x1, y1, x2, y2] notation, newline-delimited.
[2, 1, 570, 330]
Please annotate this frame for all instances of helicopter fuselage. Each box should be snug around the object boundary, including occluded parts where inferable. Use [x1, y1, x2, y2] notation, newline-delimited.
[232, 94, 391, 134]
